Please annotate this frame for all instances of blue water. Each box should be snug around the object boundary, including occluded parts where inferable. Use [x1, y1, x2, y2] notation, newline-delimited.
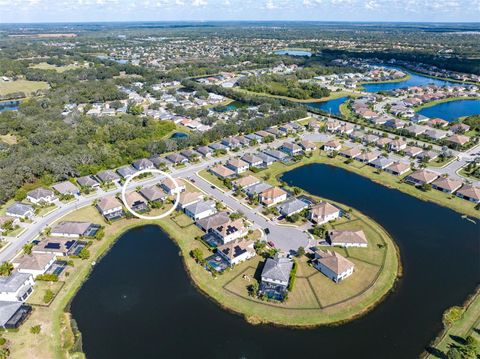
[363, 67, 459, 93]
[417, 99, 480, 121]
[170, 132, 189, 139]
[0, 100, 20, 113]
[305, 96, 348, 115]
[274, 49, 312, 57]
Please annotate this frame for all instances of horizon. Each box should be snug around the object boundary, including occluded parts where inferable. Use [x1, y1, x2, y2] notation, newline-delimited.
[1, 0, 479, 24]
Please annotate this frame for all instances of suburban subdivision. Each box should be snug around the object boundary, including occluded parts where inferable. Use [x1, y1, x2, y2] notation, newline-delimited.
[0, 18, 478, 359]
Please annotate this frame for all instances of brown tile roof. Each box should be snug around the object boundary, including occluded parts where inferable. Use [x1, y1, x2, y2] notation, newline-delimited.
[14, 252, 56, 271]
[233, 175, 259, 188]
[457, 184, 480, 201]
[314, 250, 354, 276]
[97, 195, 122, 211]
[310, 201, 340, 219]
[432, 177, 463, 192]
[210, 165, 235, 178]
[329, 230, 368, 246]
[407, 170, 439, 184]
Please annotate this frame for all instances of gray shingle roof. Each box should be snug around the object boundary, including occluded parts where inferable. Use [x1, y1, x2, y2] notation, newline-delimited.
[261, 255, 293, 283]
[276, 198, 308, 216]
[0, 272, 31, 293]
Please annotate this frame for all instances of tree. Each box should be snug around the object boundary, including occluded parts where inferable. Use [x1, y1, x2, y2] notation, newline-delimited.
[127, 103, 143, 116]
[78, 248, 90, 260]
[191, 248, 204, 264]
[0, 262, 13, 276]
[23, 243, 33, 255]
[30, 325, 41, 334]
[446, 347, 463, 359]
[296, 246, 305, 257]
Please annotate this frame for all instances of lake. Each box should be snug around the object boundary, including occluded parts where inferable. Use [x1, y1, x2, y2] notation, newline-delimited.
[417, 99, 480, 121]
[274, 49, 312, 57]
[71, 164, 479, 359]
[362, 68, 460, 93]
[305, 96, 348, 116]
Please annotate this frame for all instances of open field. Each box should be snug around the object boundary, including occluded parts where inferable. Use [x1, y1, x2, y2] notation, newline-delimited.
[29, 63, 84, 73]
[0, 80, 49, 97]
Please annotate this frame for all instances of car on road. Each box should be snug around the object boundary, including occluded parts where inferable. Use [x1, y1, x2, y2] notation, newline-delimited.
[264, 228, 270, 235]
[210, 185, 215, 189]
[190, 178, 195, 183]
[267, 241, 275, 248]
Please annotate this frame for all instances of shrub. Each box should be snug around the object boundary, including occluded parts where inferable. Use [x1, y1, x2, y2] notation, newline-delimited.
[36, 273, 58, 282]
[30, 325, 41, 334]
[43, 289, 54, 304]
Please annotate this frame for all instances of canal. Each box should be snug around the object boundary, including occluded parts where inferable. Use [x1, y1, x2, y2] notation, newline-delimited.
[71, 163, 479, 359]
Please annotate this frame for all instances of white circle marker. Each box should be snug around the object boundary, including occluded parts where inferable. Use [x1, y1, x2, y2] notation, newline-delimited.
[121, 169, 180, 220]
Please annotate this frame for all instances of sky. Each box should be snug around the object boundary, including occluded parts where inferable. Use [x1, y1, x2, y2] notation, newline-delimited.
[0, 0, 479, 23]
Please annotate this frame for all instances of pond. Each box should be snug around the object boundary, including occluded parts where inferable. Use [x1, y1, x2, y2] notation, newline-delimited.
[170, 132, 189, 139]
[212, 100, 245, 112]
[417, 99, 480, 121]
[71, 164, 479, 359]
[305, 96, 348, 116]
[362, 67, 460, 93]
[274, 49, 312, 57]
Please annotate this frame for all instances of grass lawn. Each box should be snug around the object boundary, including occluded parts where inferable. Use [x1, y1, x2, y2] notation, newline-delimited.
[4, 226, 26, 238]
[426, 290, 480, 358]
[0, 80, 49, 97]
[27, 281, 65, 306]
[36, 205, 58, 217]
[29, 62, 82, 73]
[198, 169, 230, 190]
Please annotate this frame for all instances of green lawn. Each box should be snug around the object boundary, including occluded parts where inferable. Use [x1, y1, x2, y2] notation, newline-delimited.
[29, 62, 83, 73]
[0, 80, 49, 97]
[198, 169, 230, 190]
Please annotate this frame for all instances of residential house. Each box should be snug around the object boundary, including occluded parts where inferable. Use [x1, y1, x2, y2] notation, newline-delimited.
[425, 129, 447, 140]
[132, 158, 155, 171]
[166, 153, 189, 165]
[389, 139, 407, 152]
[259, 254, 293, 299]
[52, 181, 79, 196]
[299, 140, 316, 152]
[0, 273, 34, 302]
[233, 175, 260, 189]
[184, 200, 217, 221]
[241, 153, 263, 168]
[196, 146, 213, 158]
[212, 219, 247, 244]
[456, 184, 480, 204]
[140, 185, 167, 203]
[125, 191, 149, 212]
[328, 230, 368, 248]
[244, 182, 273, 198]
[313, 250, 354, 283]
[417, 150, 439, 162]
[179, 191, 203, 209]
[32, 237, 81, 257]
[276, 198, 308, 217]
[180, 149, 199, 161]
[96, 195, 124, 220]
[116, 165, 137, 180]
[405, 170, 439, 186]
[356, 150, 380, 164]
[210, 165, 236, 180]
[446, 134, 470, 148]
[226, 159, 249, 174]
[51, 221, 97, 238]
[263, 149, 287, 161]
[370, 156, 395, 170]
[432, 177, 463, 194]
[279, 142, 302, 156]
[96, 170, 121, 184]
[0, 301, 31, 329]
[376, 137, 392, 148]
[217, 239, 255, 266]
[196, 212, 230, 232]
[309, 201, 340, 224]
[385, 162, 411, 176]
[323, 140, 341, 152]
[26, 188, 56, 205]
[77, 176, 100, 189]
[339, 147, 362, 159]
[13, 253, 56, 277]
[260, 187, 288, 207]
[6, 203, 34, 219]
[256, 153, 276, 166]
[404, 146, 423, 158]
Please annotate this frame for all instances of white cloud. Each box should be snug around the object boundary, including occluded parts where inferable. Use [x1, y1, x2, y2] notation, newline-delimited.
[191, 0, 207, 6]
[265, 0, 278, 9]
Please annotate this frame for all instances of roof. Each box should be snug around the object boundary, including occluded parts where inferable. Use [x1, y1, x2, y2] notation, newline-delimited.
[371, 156, 394, 168]
[51, 221, 92, 235]
[33, 237, 77, 254]
[179, 191, 203, 206]
[314, 250, 354, 276]
[340, 147, 362, 157]
[97, 170, 120, 182]
[277, 198, 308, 216]
[77, 176, 99, 187]
[0, 301, 23, 326]
[160, 177, 185, 191]
[432, 177, 463, 192]
[52, 181, 78, 195]
[133, 158, 154, 169]
[299, 140, 316, 150]
[125, 191, 147, 207]
[0, 272, 32, 292]
[14, 253, 56, 271]
[310, 201, 340, 219]
[323, 139, 341, 148]
[245, 182, 273, 196]
[140, 185, 166, 201]
[407, 170, 439, 184]
[241, 153, 262, 164]
[218, 239, 254, 260]
[215, 219, 245, 237]
[116, 165, 137, 178]
[27, 188, 54, 200]
[457, 184, 480, 201]
[97, 195, 122, 211]
[184, 200, 215, 216]
[196, 212, 230, 232]
[6, 203, 33, 216]
[233, 175, 260, 189]
[210, 165, 235, 178]
[166, 153, 187, 163]
[447, 134, 470, 146]
[227, 158, 248, 169]
[261, 254, 293, 283]
[386, 162, 410, 173]
[261, 187, 287, 203]
[329, 230, 368, 246]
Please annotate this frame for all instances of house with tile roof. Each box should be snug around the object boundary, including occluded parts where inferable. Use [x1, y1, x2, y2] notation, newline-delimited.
[313, 250, 354, 283]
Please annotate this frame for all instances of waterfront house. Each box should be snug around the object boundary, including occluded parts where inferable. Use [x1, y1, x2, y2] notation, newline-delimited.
[327, 230, 368, 248]
[256, 153, 276, 166]
[259, 254, 293, 300]
[217, 239, 255, 266]
[212, 218, 247, 244]
[13, 253, 56, 277]
[184, 200, 217, 221]
[26, 188, 56, 205]
[323, 140, 341, 152]
[309, 201, 340, 224]
[313, 249, 354, 283]
[385, 162, 411, 176]
[279, 142, 302, 156]
[51, 221, 98, 238]
[299, 140, 317, 152]
[6, 203, 34, 219]
[32, 237, 82, 257]
[226, 159, 249, 174]
[52, 181, 80, 196]
[356, 150, 380, 164]
[456, 184, 480, 204]
[77, 175, 100, 189]
[339, 147, 362, 159]
[263, 149, 288, 161]
[0, 273, 34, 302]
[96, 195, 124, 220]
[210, 165, 236, 179]
[260, 187, 288, 207]
[276, 198, 308, 217]
[432, 177, 463, 194]
[0, 301, 31, 330]
[125, 191, 149, 212]
[370, 156, 395, 170]
[405, 170, 439, 186]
